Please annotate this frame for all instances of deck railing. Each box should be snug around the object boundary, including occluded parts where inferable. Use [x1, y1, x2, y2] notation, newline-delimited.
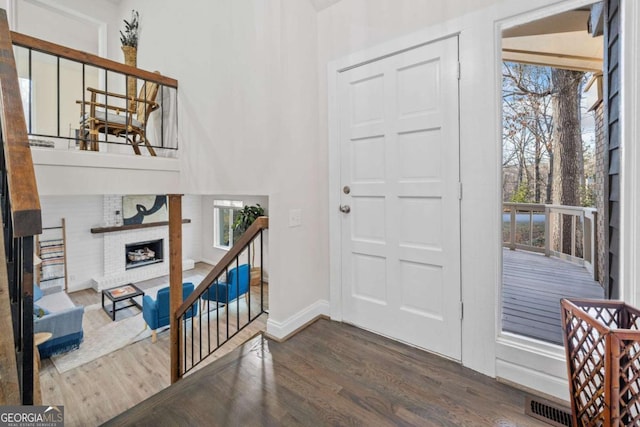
[0, 10, 43, 405]
[173, 217, 268, 380]
[503, 202, 598, 280]
[10, 31, 178, 157]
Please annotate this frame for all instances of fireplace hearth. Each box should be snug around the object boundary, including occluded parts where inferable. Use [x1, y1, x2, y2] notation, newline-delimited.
[125, 239, 164, 270]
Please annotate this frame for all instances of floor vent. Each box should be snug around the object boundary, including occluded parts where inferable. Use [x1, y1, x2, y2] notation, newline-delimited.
[525, 396, 572, 427]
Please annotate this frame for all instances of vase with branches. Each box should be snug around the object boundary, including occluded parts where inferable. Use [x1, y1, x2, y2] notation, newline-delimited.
[119, 10, 139, 48]
[120, 10, 140, 110]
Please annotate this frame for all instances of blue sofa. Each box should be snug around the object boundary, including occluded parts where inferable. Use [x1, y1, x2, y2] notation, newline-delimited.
[143, 282, 198, 343]
[34, 285, 84, 358]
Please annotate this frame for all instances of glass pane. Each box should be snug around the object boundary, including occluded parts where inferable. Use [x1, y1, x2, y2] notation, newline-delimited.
[60, 59, 84, 140]
[31, 51, 58, 136]
[222, 208, 231, 246]
[14, 47, 31, 132]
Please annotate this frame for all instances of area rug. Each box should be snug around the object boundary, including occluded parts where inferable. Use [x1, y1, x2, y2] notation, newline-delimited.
[51, 305, 151, 374]
[51, 275, 205, 374]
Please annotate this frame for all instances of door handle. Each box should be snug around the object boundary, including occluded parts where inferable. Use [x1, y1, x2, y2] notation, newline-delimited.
[339, 205, 351, 214]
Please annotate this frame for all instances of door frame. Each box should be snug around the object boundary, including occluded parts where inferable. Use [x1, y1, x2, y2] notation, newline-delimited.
[493, 0, 624, 401]
[328, 29, 461, 327]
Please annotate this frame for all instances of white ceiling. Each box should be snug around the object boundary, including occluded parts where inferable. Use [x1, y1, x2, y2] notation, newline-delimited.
[502, 9, 603, 72]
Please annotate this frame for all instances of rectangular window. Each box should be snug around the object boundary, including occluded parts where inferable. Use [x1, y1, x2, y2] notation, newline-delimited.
[213, 200, 243, 250]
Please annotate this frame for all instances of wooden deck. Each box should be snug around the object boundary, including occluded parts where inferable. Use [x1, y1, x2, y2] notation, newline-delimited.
[105, 318, 549, 426]
[502, 248, 604, 345]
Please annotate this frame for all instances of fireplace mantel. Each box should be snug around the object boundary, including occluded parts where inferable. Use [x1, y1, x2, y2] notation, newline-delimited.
[90, 219, 191, 234]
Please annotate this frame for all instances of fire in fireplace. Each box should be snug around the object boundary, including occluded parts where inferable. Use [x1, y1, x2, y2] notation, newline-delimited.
[125, 239, 164, 270]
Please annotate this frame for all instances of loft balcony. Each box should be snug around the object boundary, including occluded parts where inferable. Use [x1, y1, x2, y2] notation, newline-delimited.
[11, 32, 180, 195]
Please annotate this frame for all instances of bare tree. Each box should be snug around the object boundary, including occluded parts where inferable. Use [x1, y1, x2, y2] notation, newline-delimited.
[502, 63, 553, 202]
[551, 68, 585, 254]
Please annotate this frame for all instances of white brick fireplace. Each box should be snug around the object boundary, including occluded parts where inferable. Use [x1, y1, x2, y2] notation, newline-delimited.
[92, 196, 194, 291]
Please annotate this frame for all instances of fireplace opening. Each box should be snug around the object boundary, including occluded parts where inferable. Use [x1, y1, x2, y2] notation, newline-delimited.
[125, 239, 164, 270]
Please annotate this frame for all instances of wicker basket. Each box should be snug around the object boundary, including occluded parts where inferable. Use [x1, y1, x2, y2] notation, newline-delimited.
[561, 298, 640, 426]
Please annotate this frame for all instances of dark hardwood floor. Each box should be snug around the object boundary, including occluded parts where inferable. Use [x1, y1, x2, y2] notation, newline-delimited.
[105, 318, 548, 426]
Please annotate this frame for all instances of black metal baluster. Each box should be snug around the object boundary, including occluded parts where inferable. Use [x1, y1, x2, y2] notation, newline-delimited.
[247, 239, 251, 322]
[20, 237, 34, 404]
[225, 267, 229, 341]
[160, 84, 164, 149]
[215, 279, 219, 349]
[183, 315, 187, 374]
[236, 256, 240, 333]
[27, 49, 32, 134]
[81, 63, 86, 149]
[190, 311, 194, 369]
[260, 229, 264, 314]
[56, 56, 60, 137]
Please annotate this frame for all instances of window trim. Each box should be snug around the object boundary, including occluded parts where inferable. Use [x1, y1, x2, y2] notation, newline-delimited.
[213, 199, 243, 250]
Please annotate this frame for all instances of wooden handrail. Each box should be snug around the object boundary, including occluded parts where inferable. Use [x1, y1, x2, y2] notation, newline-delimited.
[10, 31, 178, 88]
[0, 14, 41, 237]
[176, 216, 269, 318]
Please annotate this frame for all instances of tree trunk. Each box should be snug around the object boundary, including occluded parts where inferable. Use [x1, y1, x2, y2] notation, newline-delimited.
[551, 69, 584, 255]
[546, 152, 553, 204]
[534, 137, 542, 203]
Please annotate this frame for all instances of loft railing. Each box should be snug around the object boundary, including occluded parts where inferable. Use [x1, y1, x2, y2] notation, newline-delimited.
[0, 10, 43, 405]
[10, 31, 178, 156]
[173, 217, 268, 380]
[503, 202, 598, 280]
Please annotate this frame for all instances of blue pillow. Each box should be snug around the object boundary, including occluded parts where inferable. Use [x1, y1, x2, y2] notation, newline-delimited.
[33, 284, 43, 302]
[33, 304, 49, 318]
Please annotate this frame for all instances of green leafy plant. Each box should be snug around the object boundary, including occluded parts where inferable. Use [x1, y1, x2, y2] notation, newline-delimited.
[120, 10, 140, 48]
[510, 182, 531, 203]
[233, 204, 265, 235]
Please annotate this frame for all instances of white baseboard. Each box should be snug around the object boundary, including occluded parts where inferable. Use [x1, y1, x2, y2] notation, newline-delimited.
[266, 299, 330, 341]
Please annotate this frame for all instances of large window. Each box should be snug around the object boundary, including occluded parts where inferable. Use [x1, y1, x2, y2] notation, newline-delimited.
[213, 200, 243, 250]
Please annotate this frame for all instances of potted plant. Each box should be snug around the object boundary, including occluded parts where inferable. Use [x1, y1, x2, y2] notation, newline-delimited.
[233, 204, 266, 285]
[232, 204, 265, 235]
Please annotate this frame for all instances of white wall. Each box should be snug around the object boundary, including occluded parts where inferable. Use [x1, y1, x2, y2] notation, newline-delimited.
[5, 0, 120, 55]
[39, 195, 103, 292]
[114, 0, 326, 329]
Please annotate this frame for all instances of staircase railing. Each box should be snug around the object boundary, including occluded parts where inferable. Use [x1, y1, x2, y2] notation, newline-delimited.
[0, 10, 43, 405]
[10, 31, 178, 156]
[174, 217, 268, 379]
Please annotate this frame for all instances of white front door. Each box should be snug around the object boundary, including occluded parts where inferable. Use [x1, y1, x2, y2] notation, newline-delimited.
[338, 36, 461, 360]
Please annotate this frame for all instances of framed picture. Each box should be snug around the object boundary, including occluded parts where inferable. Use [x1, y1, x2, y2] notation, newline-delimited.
[122, 195, 167, 225]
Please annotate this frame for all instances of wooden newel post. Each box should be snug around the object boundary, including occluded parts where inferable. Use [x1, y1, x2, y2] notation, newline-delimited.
[168, 194, 182, 383]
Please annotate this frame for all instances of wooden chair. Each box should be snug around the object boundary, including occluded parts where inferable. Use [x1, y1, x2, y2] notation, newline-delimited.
[77, 76, 160, 156]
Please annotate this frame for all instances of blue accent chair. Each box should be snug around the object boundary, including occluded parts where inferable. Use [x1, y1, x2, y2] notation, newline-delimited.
[143, 282, 198, 343]
[201, 264, 250, 311]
